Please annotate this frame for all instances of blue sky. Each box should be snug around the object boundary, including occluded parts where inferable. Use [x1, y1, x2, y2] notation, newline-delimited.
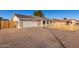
[0, 10, 79, 20]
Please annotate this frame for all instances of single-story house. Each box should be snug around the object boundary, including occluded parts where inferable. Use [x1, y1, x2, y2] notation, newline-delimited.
[51, 19, 79, 31]
[11, 14, 52, 28]
[11, 13, 79, 29]
[52, 19, 78, 26]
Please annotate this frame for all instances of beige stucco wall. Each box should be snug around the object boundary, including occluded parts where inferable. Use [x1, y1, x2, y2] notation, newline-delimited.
[17, 21, 23, 28]
[12, 16, 22, 28]
[37, 20, 43, 27]
[12, 16, 19, 21]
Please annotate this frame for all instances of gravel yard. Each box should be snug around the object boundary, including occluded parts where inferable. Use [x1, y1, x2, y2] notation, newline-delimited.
[0, 27, 79, 48]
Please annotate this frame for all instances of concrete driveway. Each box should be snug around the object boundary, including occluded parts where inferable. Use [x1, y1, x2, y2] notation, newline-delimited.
[0, 27, 79, 48]
[0, 28, 62, 48]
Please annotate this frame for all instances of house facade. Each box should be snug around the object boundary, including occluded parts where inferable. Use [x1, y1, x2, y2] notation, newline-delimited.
[12, 14, 52, 28]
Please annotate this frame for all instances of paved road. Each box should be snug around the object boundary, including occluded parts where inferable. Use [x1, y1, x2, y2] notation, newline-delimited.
[0, 28, 79, 48]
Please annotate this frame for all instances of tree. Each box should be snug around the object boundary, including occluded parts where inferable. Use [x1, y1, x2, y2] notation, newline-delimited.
[0, 17, 2, 20]
[33, 10, 44, 17]
[0, 17, 2, 29]
[63, 18, 67, 20]
[53, 18, 56, 20]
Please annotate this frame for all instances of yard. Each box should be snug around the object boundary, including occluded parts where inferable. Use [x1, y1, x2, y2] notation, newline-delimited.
[48, 25, 79, 31]
[0, 27, 79, 48]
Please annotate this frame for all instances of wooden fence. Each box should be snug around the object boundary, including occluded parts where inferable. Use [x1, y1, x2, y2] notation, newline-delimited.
[0, 21, 17, 29]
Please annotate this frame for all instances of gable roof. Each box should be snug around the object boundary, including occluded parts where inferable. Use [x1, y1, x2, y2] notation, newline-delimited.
[14, 14, 50, 21]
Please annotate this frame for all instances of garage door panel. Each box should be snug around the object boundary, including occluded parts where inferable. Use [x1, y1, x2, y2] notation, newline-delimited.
[23, 21, 38, 27]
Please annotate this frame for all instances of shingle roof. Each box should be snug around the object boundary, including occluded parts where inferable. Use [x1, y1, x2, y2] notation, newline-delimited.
[52, 19, 78, 22]
[15, 14, 33, 19]
[15, 14, 50, 21]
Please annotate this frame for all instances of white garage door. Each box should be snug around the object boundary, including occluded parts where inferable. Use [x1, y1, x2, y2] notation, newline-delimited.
[23, 21, 38, 27]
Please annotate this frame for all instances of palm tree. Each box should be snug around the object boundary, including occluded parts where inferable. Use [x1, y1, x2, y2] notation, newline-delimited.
[33, 10, 44, 17]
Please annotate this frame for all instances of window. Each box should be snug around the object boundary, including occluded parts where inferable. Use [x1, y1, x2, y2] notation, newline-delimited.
[43, 21, 45, 24]
[66, 21, 70, 25]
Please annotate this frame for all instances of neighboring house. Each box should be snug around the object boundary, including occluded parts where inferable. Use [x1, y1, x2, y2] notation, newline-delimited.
[12, 14, 52, 28]
[52, 19, 78, 26]
[51, 19, 79, 31]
